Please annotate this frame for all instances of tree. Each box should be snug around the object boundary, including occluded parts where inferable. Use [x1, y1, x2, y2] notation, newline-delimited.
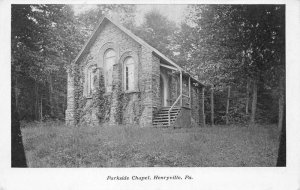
[12, 4, 139, 121]
[276, 101, 286, 166]
[236, 5, 285, 125]
[226, 86, 231, 125]
[175, 5, 285, 125]
[131, 10, 179, 60]
[76, 5, 137, 35]
[11, 77, 27, 167]
[12, 5, 85, 120]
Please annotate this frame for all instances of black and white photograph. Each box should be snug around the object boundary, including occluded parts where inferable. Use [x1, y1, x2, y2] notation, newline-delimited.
[2, 0, 300, 189]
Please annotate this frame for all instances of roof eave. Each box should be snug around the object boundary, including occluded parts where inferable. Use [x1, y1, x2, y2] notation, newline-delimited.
[73, 17, 107, 65]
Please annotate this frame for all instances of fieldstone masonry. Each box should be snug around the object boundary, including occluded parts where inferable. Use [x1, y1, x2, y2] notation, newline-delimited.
[109, 64, 121, 125]
[65, 17, 205, 127]
[139, 46, 154, 127]
[65, 70, 75, 126]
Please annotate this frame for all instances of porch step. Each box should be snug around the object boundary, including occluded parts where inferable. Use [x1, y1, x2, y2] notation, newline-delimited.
[156, 110, 179, 112]
[154, 115, 177, 119]
[153, 107, 181, 127]
[159, 107, 180, 111]
[155, 113, 178, 116]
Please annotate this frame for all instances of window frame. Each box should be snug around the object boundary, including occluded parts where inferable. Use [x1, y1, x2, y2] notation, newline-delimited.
[104, 48, 116, 93]
[123, 56, 135, 92]
[86, 64, 97, 98]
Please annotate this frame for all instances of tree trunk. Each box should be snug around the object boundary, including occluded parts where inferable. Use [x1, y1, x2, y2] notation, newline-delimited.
[62, 94, 65, 118]
[250, 81, 257, 125]
[40, 95, 43, 122]
[278, 77, 284, 131]
[11, 76, 27, 167]
[276, 99, 286, 167]
[226, 86, 231, 125]
[210, 86, 214, 126]
[278, 96, 284, 131]
[201, 87, 206, 127]
[35, 81, 39, 121]
[245, 78, 250, 115]
[55, 93, 60, 118]
[15, 74, 19, 115]
[48, 74, 54, 117]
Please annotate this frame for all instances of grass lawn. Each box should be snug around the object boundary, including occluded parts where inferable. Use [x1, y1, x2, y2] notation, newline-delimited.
[21, 121, 280, 167]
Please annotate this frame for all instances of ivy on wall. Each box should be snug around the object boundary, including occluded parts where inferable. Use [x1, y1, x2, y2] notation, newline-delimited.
[97, 72, 111, 123]
[117, 92, 143, 124]
[116, 91, 125, 123]
[69, 57, 145, 127]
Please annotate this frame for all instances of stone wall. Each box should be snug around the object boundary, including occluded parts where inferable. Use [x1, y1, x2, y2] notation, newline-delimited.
[152, 54, 161, 110]
[66, 21, 155, 127]
[119, 92, 142, 124]
[139, 46, 154, 127]
[65, 20, 205, 128]
[65, 70, 75, 126]
[173, 107, 192, 128]
[109, 64, 122, 125]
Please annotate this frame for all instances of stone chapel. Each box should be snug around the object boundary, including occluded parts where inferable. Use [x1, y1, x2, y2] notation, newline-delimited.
[65, 16, 205, 127]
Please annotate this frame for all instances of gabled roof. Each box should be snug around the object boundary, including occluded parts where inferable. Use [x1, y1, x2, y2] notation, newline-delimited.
[73, 16, 204, 87]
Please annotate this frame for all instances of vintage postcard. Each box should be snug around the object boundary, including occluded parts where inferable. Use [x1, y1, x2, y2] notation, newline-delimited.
[2, 0, 300, 189]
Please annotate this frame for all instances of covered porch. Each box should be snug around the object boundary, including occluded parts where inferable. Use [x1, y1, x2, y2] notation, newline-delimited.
[153, 60, 205, 127]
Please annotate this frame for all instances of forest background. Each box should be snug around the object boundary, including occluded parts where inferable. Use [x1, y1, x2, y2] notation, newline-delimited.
[11, 4, 285, 129]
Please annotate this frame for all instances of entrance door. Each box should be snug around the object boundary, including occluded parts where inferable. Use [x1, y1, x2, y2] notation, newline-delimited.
[160, 74, 168, 106]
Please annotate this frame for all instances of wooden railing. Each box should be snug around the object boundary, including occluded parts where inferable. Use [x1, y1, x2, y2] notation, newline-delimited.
[166, 70, 192, 126]
[168, 94, 182, 126]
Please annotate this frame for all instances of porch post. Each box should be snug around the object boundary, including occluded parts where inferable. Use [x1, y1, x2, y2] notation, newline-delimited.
[201, 87, 206, 127]
[180, 71, 182, 106]
[188, 76, 191, 108]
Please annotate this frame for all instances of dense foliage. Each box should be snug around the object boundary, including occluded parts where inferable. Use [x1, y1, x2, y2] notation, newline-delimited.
[174, 5, 285, 126]
[12, 4, 285, 127]
[130, 10, 179, 60]
[11, 4, 135, 121]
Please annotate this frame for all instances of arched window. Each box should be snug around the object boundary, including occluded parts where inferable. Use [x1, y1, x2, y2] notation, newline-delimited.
[124, 57, 135, 91]
[87, 65, 97, 97]
[104, 49, 116, 92]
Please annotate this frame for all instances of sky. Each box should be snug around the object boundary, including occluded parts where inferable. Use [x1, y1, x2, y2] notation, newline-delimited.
[72, 4, 188, 25]
[135, 4, 188, 25]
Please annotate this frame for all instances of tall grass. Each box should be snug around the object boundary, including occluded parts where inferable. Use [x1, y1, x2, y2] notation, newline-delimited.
[21, 121, 280, 167]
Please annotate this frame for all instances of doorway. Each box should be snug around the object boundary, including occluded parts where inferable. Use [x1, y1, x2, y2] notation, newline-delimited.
[160, 74, 168, 106]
